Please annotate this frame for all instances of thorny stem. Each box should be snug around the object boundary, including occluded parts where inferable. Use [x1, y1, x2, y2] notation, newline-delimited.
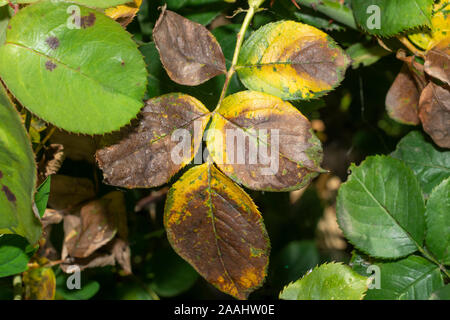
[214, 3, 259, 112]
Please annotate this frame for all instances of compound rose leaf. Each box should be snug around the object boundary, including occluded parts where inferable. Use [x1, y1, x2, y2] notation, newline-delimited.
[153, 8, 226, 86]
[96, 93, 210, 188]
[206, 91, 324, 191]
[164, 163, 270, 300]
[236, 21, 350, 100]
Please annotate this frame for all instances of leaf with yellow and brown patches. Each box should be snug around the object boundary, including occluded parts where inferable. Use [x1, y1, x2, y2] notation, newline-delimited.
[425, 38, 450, 86]
[419, 83, 450, 149]
[23, 265, 56, 300]
[153, 7, 226, 86]
[206, 91, 324, 192]
[96, 93, 210, 188]
[105, 0, 142, 28]
[164, 163, 270, 300]
[236, 21, 350, 100]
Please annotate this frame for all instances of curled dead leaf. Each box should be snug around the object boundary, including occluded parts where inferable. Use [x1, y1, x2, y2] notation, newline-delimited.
[153, 7, 226, 85]
[48, 175, 96, 210]
[425, 38, 450, 86]
[419, 83, 450, 149]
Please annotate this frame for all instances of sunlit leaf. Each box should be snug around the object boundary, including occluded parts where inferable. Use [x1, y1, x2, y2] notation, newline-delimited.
[391, 131, 450, 197]
[0, 83, 41, 244]
[425, 177, 450, 265]
[279, 262, 369, 300]
[0, 1, 147, 134]
[105, 0, 142, 27]
[418, 82, 450, 149]
[236, 21, 350, 100]
[337, 155, 425, 259]
[153, 8, 226, 86]
[97, 93, 210, 188]
[352, 0, 433, 37]
[206, 91, 323, 191]
[164, 163, 270, 299]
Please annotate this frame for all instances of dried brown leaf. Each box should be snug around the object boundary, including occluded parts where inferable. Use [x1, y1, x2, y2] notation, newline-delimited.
[419, 83, 450, 148]
[385, 64, 421, 125]
[48, 175, 96, 210]
[37, 144, 65, 185]
[425, 38, 450, 86]
[153, 8, 226, 85]
[50, 129, 99, 164]
[96, 93, 210, 188]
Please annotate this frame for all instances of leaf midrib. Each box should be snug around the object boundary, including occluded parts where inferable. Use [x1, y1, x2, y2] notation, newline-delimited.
[352, 174, 422, 252]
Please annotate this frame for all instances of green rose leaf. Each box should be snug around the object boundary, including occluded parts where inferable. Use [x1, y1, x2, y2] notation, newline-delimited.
[352, 0, 433, 37]
[0, 83, 41, 244]
[279, 262, 369, 300]
[0, 234, 35, 278]
[35, 176, 51, 218]
[429, 285, 450, 300]
[351, 253, 444, 300]
[0, 0, 131, 9]
[337, 155, 425, 259]
[0, 1, 147, 134]
[425, 178, 450, 265]
[391, 131, 450, 197]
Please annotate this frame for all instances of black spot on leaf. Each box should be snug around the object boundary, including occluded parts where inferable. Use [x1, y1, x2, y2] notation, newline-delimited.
[80, 13, 96, 29]
[45, 61, 57, 71]
[45, 36, 60, 50]
[2, 185, 16, 203]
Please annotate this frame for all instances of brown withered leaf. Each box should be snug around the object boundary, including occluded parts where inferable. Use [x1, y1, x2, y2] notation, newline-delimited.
[425, 38, 450, 86]
[37, 144, 65, 185]
[153, 7, 226, 85]
[419, 83, 450, 149]
[60, 192, 131, 273]
[96, 93, 210, 188]
[165, 163, 270, 300]
[206, 91, 324, 191]
[67, 200, 117, 258]
[50, 129, 99, 164]
[385, 64, 421, 125]
[47, 175, 96, 210]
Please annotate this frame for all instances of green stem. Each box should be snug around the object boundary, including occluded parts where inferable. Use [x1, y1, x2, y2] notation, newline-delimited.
[417, 246, 450, 279]
[295, 0, 357, 29]
[214, 3, 258, 111]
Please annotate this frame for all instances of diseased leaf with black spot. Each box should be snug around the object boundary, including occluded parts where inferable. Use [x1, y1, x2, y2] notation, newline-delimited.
[206, 91, 324, 191]
[105, 0, 142, 28]
[0, 83, 41, 244]
[352, 0, 433, 37]
[0, 1, 147, 134]
[419, 83, 450, 149]
[236, 21, 350, 100]
[152, 8, 226, 86]
[425, 38, 450, 86]
[164, 163, 270, 300]
[23, 265, 56, 300]
[385, 64, 421, 125]
[96, 93, 210, 188]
